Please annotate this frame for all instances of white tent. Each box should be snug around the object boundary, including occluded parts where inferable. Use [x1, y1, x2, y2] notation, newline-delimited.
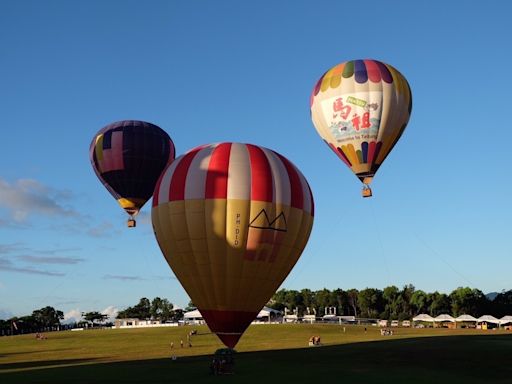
[412, 314, 434, 322]
[455, 314, 477, 322]
[183, 309, 203, 320]
[256, 306, 281, 319]
[500, 315, 512, 325]
[477, 315, 500, 324]
[434, 314, 455, 322]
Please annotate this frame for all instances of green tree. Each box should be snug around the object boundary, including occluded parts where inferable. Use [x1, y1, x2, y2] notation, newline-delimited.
[347, 289, 359, 317]
[32, 306, 63, 328]
[358, 288, 383, 318]
[410, 290, 429, 315]
[449, 287, 487, 317]
[83, 311, 108, 325]
[150, 297, 174, 321]
[382, 285, 400, 319]
[492, 290, 512, 317]
[428, 292, 451, 316]
[117, 297, 152, 319]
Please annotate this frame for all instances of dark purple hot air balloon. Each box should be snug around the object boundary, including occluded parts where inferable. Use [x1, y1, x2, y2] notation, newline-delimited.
[90, 120, 175, 227]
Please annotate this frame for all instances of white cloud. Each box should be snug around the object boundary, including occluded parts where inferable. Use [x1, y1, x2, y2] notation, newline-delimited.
[101, 306, 119, 321]
[17, 255, 85, 265]
[103, 274, 145, 281]
[0, 308, 14, 320]
[0, 178, 80, 222]
[63, 308, 83, 324]
[0, 257, 65, 276]
[87, 221, 116, 237]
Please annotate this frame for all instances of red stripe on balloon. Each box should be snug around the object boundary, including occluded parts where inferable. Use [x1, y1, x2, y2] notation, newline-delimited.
[200, 309, 259, 348]
[367, 141, 377, 165]
[247, 144, 273, 203]
[306, 181, 315, 216]
[169, 149, 200, 201]
[364, 59, 382, 83]
[205, 143, 232, 199]
[275, 153, 303, 210]
[152, 168, 166, 207]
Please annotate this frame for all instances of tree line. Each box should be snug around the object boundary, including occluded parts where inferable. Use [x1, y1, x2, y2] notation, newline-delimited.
[0, 296, 182, 336]
[3, 288, 511, 336]
[269, 286, 512, 320]
[116, 297, 183, 322]
[0, 306, 64, 336]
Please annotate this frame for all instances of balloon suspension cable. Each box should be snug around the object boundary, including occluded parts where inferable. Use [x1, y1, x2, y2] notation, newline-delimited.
[362, 184, 373, 198]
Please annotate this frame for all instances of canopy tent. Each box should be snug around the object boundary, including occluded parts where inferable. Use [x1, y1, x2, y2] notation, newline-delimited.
[412, 314, 434, 322]
[185, 307, 281, 321]
[500, 315, 512, 325]
[455, 314, 477, 322]
[183, 309, 203, 319]
[434, 314, 455, 322]
[256, 306, 282, 319]
[477, 315, 500, 324]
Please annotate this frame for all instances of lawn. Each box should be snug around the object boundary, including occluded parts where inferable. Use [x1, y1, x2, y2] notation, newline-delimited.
[1, 324, 511, 383]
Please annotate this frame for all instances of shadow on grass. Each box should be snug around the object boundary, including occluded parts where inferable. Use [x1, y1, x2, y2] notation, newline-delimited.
[0, 358, 102, 371]
[1, 334, 511, 384]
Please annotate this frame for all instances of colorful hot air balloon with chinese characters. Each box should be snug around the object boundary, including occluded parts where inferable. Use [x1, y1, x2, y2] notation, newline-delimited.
[152, 142, 314, 348]
[310, 59, 412, 197]
[90, 120, 175, 227]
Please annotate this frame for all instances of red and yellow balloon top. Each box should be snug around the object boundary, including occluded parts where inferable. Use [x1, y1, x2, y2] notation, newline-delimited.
[310, 59, 412, 193]
[152, 142, 314, 348]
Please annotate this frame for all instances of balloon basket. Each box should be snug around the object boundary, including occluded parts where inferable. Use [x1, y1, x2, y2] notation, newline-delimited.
[210, 348, 236, 375]
[127, 219, 136, 228]
[362, 186, 372, 198]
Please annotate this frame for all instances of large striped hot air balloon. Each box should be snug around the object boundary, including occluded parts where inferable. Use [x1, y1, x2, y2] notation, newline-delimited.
[152, 142, 314, 348]
[90, 120, 175, 227]
[310, 59, 412, 197]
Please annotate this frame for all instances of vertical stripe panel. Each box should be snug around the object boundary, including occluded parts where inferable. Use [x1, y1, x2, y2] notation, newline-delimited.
[275, 154, 303, 210]
[185, 146, 215, 199]
[111, 131, 124, 170]
[205, 143, 232, 199]
[226, 143, 251, 200]
[262, 149, 291, 207]
[155, 157, 180, 205]
[169, 150, 200, 201]
[246, 144, 273, 203]
[297, 172, 312, 215]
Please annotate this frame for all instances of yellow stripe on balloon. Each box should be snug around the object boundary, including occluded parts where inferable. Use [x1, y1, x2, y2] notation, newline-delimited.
[117, 198, 144, 209]
[329, 63, 345, 89]
[95, 134, 104, 162]
[342, 144, 359, 166]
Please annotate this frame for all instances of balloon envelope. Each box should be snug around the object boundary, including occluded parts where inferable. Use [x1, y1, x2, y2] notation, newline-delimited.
[310, 59, 412, 187]
[90, 120, 175, 217]
[152, 142, 314, 348]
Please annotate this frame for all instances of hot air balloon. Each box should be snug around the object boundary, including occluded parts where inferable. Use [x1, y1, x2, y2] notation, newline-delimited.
[152, 142, 314, 348]
[90, 120, 175, 227]
[310, 59, 412, 197]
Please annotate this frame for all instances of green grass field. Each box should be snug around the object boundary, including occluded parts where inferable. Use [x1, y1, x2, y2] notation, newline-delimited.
[1, 324, 511, 383]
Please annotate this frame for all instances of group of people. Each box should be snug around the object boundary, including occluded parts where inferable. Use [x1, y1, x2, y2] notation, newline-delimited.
[170, 330, 197, 351]
[380, 328, 394, 336]
[210, 356, 234, 375]
[308, 335, 321, 346]
[35, 333, 47, 340]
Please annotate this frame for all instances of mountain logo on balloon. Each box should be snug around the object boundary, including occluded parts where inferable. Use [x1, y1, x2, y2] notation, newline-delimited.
[249, 209, 287, 232]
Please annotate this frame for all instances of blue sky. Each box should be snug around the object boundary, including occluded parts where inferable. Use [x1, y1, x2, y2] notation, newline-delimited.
[1, 0, 511, 320]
